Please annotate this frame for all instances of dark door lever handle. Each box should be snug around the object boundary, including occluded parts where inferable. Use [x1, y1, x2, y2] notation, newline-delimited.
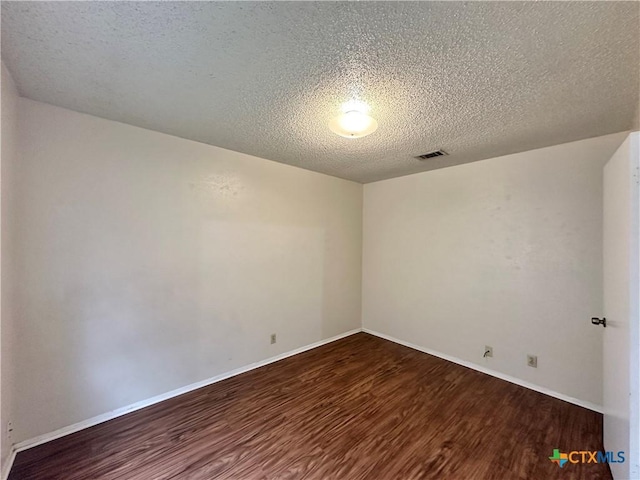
[591, 317, 606, 328]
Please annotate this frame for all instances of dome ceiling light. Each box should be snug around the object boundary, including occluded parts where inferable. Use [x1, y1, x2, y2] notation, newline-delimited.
[329, 101, 378, 139]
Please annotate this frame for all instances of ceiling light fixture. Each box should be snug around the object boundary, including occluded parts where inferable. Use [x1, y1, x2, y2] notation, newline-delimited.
[329, 103, 378, 139]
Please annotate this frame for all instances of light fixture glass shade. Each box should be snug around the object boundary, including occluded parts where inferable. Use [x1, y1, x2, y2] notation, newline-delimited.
[329, 110, 378, 138]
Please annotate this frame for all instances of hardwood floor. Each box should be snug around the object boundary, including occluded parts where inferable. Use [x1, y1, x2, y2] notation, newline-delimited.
[10, 333, 611, 480]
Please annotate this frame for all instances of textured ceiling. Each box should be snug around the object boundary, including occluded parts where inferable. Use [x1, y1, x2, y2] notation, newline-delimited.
[2, 2, 639, 183]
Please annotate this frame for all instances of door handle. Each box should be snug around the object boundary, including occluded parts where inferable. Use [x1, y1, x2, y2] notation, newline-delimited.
[591, 317, 606, 328]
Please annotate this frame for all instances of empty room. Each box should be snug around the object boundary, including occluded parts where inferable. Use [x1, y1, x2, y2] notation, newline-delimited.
[1, 2, 639, 479]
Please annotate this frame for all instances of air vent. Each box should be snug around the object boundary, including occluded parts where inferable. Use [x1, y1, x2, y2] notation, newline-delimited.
[416, 150, 448, 160]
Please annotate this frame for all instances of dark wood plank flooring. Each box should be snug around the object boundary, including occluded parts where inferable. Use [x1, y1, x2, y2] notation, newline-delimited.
[10, 333, 611, 479]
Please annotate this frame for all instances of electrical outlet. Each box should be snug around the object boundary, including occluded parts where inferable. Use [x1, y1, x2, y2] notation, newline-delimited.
[6, 421, 12, 439]
[484, 346, 493, 358]
[527, 354, 537, 368]
[270, 333, 276, 345]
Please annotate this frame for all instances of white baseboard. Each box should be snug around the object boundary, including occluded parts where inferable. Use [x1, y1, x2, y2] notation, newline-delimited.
[5, 326, 601, 480]
[362, 328, 603, 413]
[1, 446, 17, 480]
[11, 328, 363, 458]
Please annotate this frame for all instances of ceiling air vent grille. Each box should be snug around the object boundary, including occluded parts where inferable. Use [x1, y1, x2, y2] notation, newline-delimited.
[416, 150, 448, 160]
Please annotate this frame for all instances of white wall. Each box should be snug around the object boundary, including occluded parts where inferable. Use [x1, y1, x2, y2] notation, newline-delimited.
[6, 91, 631, 452]
[12, 98, 362, 443]
[1, 63, 20, 467]
[362, 133, 627, 406]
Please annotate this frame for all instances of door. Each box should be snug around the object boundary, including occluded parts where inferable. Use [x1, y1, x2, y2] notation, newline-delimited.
[603, 132, 639, 480]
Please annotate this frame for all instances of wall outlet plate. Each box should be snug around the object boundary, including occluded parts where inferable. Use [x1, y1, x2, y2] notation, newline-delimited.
[484, 346, 493, 358]
[527, 354, 537, 368]
[270, 333, 276, 345]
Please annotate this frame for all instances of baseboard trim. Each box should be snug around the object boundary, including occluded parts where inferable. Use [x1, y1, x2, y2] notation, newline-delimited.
[8, 325, 601, 478]
[12, 328, 363, 456]
[362, 328, 603, 414]
[1, 446, 17, 480]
